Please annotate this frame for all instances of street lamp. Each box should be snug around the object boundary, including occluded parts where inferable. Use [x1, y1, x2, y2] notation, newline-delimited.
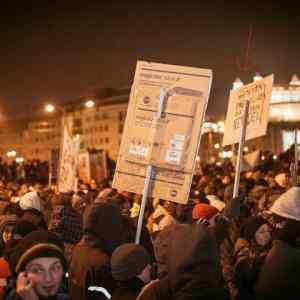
[85, 100, 95, 108]
[45, 104, 56, 113]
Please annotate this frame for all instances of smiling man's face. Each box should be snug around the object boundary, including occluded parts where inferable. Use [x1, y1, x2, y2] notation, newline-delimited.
[26, 257, 64, 298]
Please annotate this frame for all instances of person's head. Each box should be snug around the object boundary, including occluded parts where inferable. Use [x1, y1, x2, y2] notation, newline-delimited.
[0, 216, 17, 245]
[19, 191, 42, 212]
[111, 243, 151, 284]
[9, 230, 67, 298]
[192, 203, 219, 225]
[25, 256, 64, 298]
[89, 179, 98, 190]
[270, 186, 300, 224]
[241, 216, 272, 247]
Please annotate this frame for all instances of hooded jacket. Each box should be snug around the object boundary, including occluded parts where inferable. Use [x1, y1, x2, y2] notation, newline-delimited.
[69, 203, 129, 300]
[166, 223, 227, 300]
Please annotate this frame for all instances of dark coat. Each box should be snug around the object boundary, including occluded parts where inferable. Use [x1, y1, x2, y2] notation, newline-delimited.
[111, 277, 145, 300]
[255, 240, 300, 300]
[166, 223, 228, 300]
[68, 203, 129, 300]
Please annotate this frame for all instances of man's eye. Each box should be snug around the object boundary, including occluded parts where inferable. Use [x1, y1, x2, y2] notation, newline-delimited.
[30, 268, 44, 274]
[52, 264, 62, 272]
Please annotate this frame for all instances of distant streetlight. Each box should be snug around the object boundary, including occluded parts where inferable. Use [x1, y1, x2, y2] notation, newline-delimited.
[243, 146, 249, 152]
[45, 104, 55, 113]
[85, 100, 95, 108]
[16, 157, 24, 163]
[214, 143, 220, 149]
[7, 150, 17, 157]
[273, 154, 278, 160]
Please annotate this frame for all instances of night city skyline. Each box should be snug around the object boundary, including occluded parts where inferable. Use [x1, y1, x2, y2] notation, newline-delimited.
[0, 1, 299, 121]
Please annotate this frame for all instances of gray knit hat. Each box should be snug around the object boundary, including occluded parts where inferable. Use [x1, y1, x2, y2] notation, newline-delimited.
[111, 243, 150, 281]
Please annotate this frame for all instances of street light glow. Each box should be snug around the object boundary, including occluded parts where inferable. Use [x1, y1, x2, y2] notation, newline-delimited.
[45, 104, 55, 113]
[85, 100, 95, 108]
[16, 157, 24, 163]
[7, 150, 17, 157]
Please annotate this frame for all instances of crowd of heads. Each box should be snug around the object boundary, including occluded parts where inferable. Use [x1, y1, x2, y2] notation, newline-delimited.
[0, 145, 299, 299]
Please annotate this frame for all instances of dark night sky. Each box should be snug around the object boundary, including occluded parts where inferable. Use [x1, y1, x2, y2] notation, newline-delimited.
[0, 1, 299, 121]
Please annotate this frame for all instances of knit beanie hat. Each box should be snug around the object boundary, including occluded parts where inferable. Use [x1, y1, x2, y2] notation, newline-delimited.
[241, 216, 268, 242]
[270, 187, 300, 221]
[192, 203, 219, 221]
[13, 220, 37, 238]
[111, 243, 150, 281]
[8, 230, 67, 274]
[19, 192, 42, 212]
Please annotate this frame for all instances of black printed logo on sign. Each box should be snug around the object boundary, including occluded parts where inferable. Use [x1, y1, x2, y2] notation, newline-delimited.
[143, 96, 151, 104]
[170, 190, 177, 197]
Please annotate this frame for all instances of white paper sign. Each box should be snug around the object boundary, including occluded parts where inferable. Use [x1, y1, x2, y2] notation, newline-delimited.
[58, 118, 79, 192]
[223, 75, 274, 146]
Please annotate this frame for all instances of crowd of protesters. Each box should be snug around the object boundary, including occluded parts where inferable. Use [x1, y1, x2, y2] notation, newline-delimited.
[0, 145, 299, 299]
[0, 159, 49, 185]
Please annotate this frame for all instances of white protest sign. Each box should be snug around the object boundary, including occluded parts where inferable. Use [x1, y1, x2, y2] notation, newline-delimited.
[223, 75, 274, 146]
[58, 117, 79, 193]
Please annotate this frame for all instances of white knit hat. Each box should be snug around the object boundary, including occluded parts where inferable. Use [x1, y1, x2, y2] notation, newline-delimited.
[270, 187, 300, 221]
[19, 191, 42, 212]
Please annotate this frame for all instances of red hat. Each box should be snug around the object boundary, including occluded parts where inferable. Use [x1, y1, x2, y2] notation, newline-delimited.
[192, 203, 219, 221]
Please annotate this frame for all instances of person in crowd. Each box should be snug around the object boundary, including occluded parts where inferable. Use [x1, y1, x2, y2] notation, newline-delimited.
[0, 217, 18, 256]
[148, 200, 177, 233]
[48, 193, 82, 262]
[233, 216, 272, 300]
[5, 230, 68, 300]
[18, 192, 46, 230]
[255, 186, 300, 300]
[110, 243, 151, 300]
[68, 203, 129, 300]
[0, 221, 37, 299]
[192, 203, 220, 225]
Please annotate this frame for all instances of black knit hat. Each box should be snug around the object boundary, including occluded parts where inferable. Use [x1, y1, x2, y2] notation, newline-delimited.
[111, 243, 150, 281]
[8, 230, 67, 274]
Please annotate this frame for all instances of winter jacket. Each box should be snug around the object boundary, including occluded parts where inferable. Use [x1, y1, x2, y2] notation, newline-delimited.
[255, 240, 300, 300]
[68, 203, 129, 300]
[111, 277, 145, 300]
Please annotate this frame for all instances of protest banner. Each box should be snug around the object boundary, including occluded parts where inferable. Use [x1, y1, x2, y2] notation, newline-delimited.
[90, 150, 108, 183]
[223, 75, 274, 146]
[49, 149, 60, 186]
[78, 152, 91, 183]
[223, 75, 274, 198]
[58, 117, 80, 193]
[113, 61, 212, 205]
[78, 150, 108, 184]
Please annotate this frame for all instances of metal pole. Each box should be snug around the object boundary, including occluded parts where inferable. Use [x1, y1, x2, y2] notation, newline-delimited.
[233, 100, 249, 198]
[294, 128, 298, 185]
[135, 165, 153, 244]
[135, 88, 166, 244]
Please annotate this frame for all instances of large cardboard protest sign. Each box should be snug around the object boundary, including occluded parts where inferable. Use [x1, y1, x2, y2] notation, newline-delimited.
[223, 75, 274, 146]
[113, 61, 212, 204]
[58, 118, 80, 193]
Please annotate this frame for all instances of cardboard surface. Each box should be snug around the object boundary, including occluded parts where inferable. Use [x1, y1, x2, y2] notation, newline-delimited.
[113, 61, 212, 204]
[223, 74, 274, 146]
